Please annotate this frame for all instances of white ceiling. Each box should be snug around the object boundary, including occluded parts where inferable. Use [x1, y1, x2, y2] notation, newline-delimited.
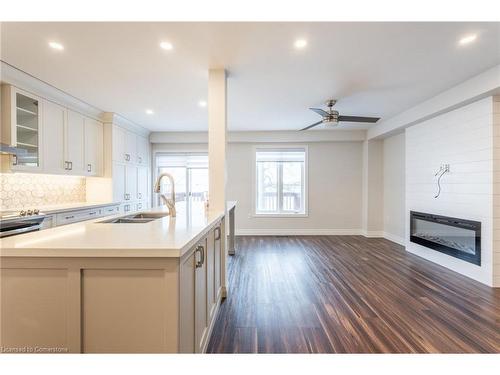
[1, 22, 499, 132]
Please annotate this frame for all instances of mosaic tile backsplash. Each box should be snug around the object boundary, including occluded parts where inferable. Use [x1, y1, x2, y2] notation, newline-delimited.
[0, 173, 86, 210]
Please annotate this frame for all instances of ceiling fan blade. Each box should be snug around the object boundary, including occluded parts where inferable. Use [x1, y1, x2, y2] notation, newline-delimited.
[338, 115, 380, 123]
[300, 120, 323, 131]
[309, 108, 329, 117]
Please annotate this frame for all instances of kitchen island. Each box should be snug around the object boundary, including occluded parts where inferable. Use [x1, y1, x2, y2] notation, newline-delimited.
[0, 205, 226, 353]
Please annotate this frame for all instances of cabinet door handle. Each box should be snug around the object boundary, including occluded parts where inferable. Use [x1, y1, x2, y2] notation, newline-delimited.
[138, 156, 142, 163]
[12, 155, 18, 166]
[87, 163, 92, 172]
[69, 161, 73, 170]
[215, 226, 221, 240]
[64, 161, 68, 170]
[138, 193, 142, 199]
[195, 245, 205, 268]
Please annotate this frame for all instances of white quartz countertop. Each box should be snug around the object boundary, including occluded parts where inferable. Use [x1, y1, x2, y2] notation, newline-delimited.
[0, 204, 225, 258]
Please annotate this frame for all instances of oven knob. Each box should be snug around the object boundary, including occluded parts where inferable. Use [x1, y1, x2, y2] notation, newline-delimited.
[19, 210, 27, 216]
[27, 209, 33, 216]
[33, 209, 40, 215]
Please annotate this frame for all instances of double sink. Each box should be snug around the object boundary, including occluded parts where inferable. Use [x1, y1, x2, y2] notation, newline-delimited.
[100, 212, 169, 224]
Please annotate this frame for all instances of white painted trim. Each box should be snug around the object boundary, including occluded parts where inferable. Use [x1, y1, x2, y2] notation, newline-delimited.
[252, 144, 309, 217]
[149, 130, 367, 144]
[383, 232, 406, 246]
[101, 112, 150, 137]
[235, 229, 406, 247]
[362, 230, 385, 238]
[367, 64, 500, 140]
[1, 62, 103, 122]
[1, 61, 150, 135]
[236, 229, 363, 236]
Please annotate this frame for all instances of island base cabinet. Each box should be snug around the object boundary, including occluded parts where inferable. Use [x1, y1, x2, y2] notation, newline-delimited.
[82, 268, 178, 353]
[0, 219, 225, 353]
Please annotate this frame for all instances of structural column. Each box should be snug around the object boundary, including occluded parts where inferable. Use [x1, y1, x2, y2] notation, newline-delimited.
[362, 139, 384, 237]
[208, 68, 228, 294]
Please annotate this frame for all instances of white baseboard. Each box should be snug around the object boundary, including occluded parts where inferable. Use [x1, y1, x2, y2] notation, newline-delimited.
[383, 232, 406, 246]
[235, 228, 407, 246]
[361, 230, 385, 238]
[235, 228, 362, 236]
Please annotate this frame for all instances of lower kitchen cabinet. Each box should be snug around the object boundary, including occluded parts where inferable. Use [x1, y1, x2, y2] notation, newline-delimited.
[179, 219, 224, 353]
[0, 217, 225, 353]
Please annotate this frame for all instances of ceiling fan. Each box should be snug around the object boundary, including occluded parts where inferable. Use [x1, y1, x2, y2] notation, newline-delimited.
[300, 99, 380, 131]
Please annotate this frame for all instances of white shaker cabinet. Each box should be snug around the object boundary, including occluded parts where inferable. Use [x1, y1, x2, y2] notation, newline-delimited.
[84, 118, 103, 176]
[136, 136, 149, 165]
[1, 85, 43, 171]
[125, 130, 137, 164]
[112, 124, 126, 163]
[137, 166, 149, 201]
[42, 100, 66, 174]
[125, 164, 138, 201]
[65, 110, 85, 174]
[112, 163, 126, 202]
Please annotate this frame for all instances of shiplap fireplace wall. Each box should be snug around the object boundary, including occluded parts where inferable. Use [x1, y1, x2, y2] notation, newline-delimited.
[406, 96, 500, 287]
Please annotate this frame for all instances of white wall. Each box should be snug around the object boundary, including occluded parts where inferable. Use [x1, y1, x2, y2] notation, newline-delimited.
[383, 133, 405, 244]
[227, 142, 363, 234]
[406, 97, 495, 286]
[152, 140, 364, 235]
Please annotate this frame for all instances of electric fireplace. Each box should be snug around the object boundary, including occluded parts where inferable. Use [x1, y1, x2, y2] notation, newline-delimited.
[410, 211, 481, 265]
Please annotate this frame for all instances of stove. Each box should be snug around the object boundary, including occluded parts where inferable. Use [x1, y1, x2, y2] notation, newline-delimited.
[0, 209, 46, 238]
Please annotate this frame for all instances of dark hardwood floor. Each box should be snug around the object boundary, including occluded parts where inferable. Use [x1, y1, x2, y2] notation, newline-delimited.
[207, 236, 500, 353]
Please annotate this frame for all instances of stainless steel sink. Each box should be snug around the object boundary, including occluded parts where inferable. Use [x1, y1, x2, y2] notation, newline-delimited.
[100, 217, 155, 224]
[99, 212, 169, 224]
[129, 213, 169, 219]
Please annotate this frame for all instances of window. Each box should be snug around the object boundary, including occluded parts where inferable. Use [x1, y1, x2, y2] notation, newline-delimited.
[255, 147, 307, 216]
[155, 153, 208, 211]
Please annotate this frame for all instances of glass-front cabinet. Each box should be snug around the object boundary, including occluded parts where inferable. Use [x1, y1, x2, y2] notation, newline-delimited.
[1, 85, 42, 170]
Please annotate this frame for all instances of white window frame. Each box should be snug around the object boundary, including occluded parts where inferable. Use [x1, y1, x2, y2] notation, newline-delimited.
[252, 145, 308, 218]
[153, 152, 208, 208]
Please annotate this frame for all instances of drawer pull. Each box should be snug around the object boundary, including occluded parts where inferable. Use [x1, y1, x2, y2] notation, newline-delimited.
[65, 215, 75, 220]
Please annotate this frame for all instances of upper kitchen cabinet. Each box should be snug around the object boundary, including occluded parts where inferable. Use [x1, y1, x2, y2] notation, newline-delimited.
[84, 118, 103, 176]
[112, 124, 126, 163]
[42, 100, 66, 174]
[1, 85, 42, 171]
[137, 136, 150, 165]
[112, 125, 136, 164]
[65, 110, 86, 175]
[125, 130, 137, 164]
[112, 124, 148, 166]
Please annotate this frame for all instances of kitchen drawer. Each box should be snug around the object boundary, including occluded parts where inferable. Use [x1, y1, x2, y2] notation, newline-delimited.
[101, 205, 120, 217]
[56, 208, 100, 226]
[41, 215, 55, 229]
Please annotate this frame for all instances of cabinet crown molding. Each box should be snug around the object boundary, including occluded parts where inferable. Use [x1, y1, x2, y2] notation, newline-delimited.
[102, 112, 150, 138]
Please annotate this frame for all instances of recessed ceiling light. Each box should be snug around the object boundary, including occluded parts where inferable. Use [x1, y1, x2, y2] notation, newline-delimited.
[48, 41, 64, 50]
[160, 41, 173, 50]
[145, 109, 154, 115]
[458, 34, 477, 46]
[294, 39, 307, 49]
[199, 100, 207, 108]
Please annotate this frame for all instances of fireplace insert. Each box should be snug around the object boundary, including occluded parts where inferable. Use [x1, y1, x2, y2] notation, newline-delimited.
[410, 211, 481, 266]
